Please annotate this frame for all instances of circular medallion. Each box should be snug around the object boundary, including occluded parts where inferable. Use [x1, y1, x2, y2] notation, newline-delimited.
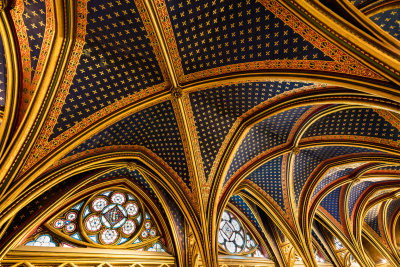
[101, 229, 119, 244]
[65, 223, 76, 233]
[145, 221, 151, 229]
[92, 197, 108, 212]
[150, 228, 157, 237]
[66, 212, 77, 221]
[85, 214, 102, 232]
[125, 202, 139, 216]
[53, 219, 64, 229]
[122, 219, 135, 235]
[111, 192, 126, 204]
[141, 230, 148, 239]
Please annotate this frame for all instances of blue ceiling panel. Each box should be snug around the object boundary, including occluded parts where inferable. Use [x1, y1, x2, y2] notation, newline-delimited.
[348, 181, 374, 217]
[230, 195, 264, 239]
[371, 9, 400, 41]
[65, 101, 191, 190]
[164, 0, 332, 75]
[312, 167, 356, 200]
[246, 156, 285, 210]
[293, 146, 381, 203]
[21, 0, 47, 79]
[364, 204, 381, 236]
[190, 81, 313, 180]
[304, 108, 400, 141]
[386, 198, 400, 227]
[320, 187, 342, 224]
[50, 0, 165, 139]
[156, 183, 185, 254]
[226, 106, 310, 184]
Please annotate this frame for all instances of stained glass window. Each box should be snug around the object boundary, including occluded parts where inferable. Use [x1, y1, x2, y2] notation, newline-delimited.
[314, 248, 325, 263]
[218, 210, 262, 257]
[294, 252, 303, 262]
[333, 236, 344, 250]
[24, 189, 167, 251]
[25, 234, 57, 247]
[348, 254, 360, 267]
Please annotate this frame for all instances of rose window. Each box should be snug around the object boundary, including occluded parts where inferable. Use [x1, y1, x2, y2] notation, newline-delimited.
[218, 210, 262, 257]
[34, 188, 166, 250]
[79, 190, 143, 245]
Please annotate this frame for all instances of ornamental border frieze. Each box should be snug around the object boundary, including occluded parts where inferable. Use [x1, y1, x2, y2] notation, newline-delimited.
[10, 0, 31, 111]
[28, 0, 55, 116]
[301, 135, 400, 147]
[153, 0, 386, 84]
[365, 169, 400, 175]
[298, 0, 400, 72]
[180, 94, 208, 199]
[260, 0, 385, 80]
[21, 84, 168, 175]
[280, 154, 293, 220]
[20, 0, 172, 176]
[135, 0, 170, 82]
[19, 0, 89, 175]
[374, 109, 400, 132]
[10, 0, 55, 118]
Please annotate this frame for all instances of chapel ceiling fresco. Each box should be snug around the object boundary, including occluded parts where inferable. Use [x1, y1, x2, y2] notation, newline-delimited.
[0, 0, 399, 266]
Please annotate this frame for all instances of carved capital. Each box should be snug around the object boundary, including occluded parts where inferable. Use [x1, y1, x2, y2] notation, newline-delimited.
[171, 87, 183, 99]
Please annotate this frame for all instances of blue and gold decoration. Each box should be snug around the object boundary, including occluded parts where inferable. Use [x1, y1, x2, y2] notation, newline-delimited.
[50, 0, 166, 139]
[293, 146, 380, 203]
[1, 0, 400, 264]
[246, 156, 285, 210]
[226, 106, 311, 184]
[371, 9, 400, 41]
[66, 101, 191, 190]
[320, 187, 343, 224]
[189, 81, 312, 180]
[163, 0, 331, 76]
[364, 203, 382, 236]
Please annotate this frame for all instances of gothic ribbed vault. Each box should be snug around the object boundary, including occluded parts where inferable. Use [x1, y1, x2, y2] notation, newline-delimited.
[0, 0, 399, 266]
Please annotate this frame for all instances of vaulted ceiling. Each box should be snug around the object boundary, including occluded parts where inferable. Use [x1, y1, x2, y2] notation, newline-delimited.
[0, 0, 399, 266]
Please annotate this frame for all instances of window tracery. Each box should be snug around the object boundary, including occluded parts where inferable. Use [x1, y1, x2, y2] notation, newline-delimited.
[24, 188, 167, 252]
[218, 210, 263, 257]
[333, 236, 344, 250]
[347, 254, 361, 267]
[314, 248, 326, 263]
